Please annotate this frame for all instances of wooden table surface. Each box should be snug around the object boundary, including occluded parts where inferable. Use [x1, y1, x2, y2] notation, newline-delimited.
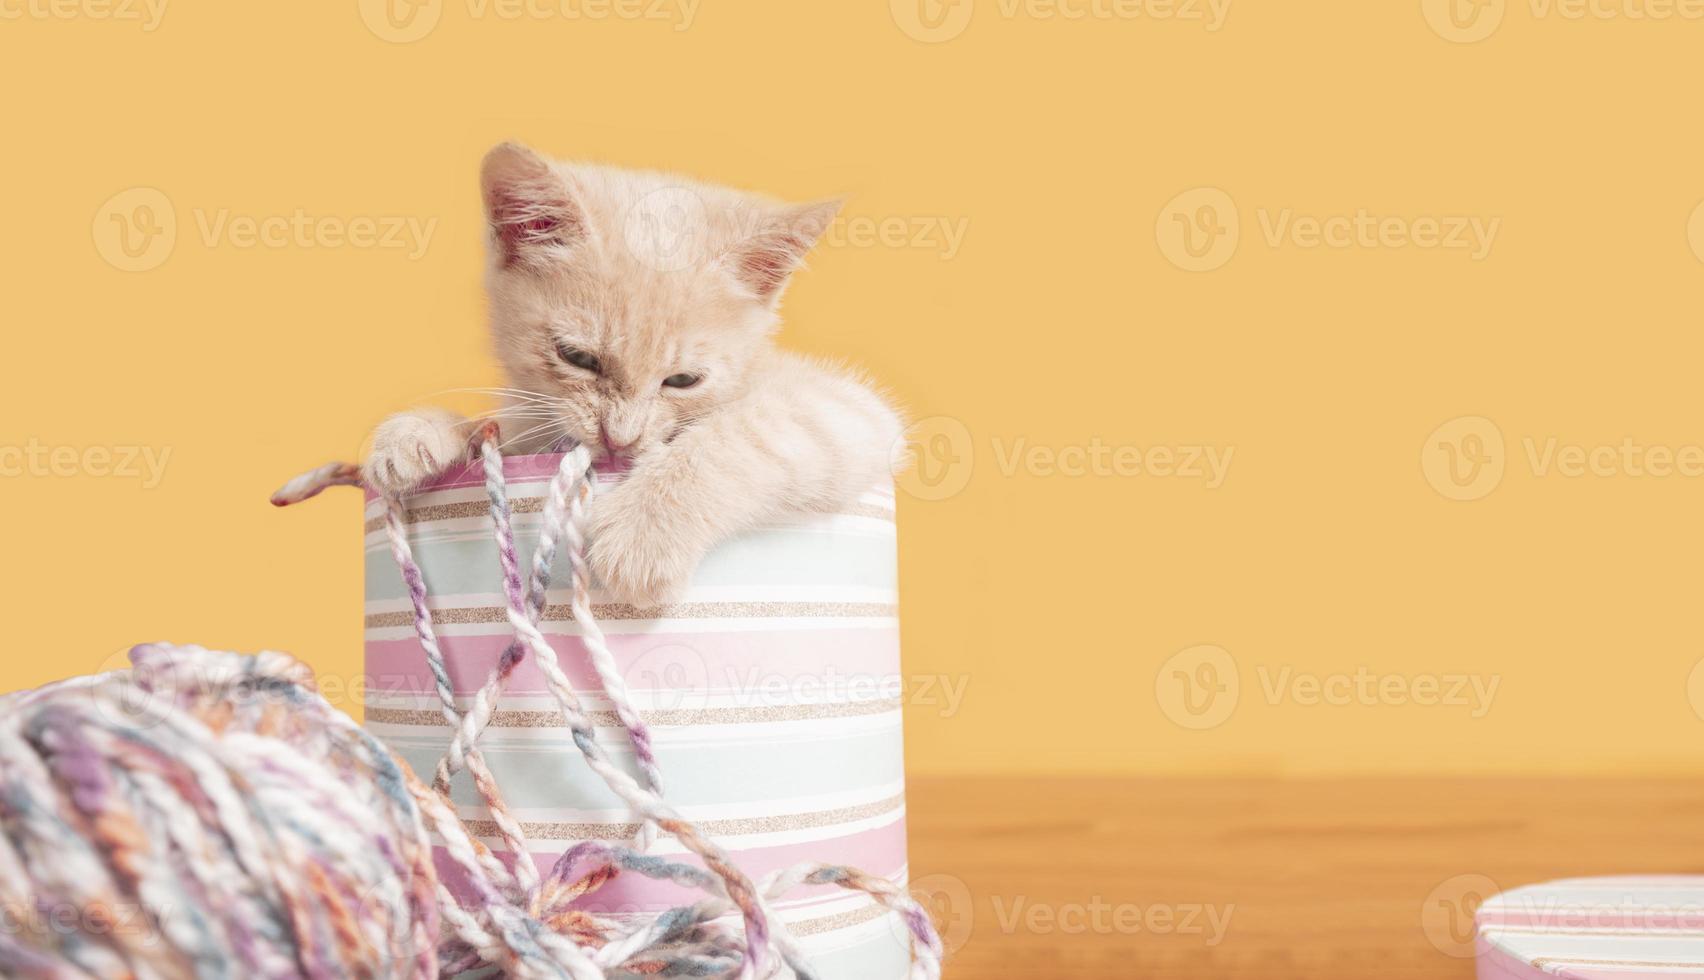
[904, 778, 1704, 979]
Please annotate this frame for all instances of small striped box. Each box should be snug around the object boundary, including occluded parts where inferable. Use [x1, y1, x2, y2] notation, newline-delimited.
[363, 454, 914, 979]
[1478, 876, 1704, 978]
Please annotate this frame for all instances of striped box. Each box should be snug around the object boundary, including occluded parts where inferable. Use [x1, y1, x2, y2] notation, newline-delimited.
[363, 454, 914, 979]
[1478, 877, 1704, 978]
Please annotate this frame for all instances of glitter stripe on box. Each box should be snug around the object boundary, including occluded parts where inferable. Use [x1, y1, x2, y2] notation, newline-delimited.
[365, 453, 918, 980]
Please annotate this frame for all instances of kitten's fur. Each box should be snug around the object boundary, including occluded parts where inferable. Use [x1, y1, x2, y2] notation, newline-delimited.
[364, 143, 903, 605]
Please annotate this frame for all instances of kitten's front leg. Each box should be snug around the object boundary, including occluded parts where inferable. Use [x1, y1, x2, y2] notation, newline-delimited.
[362, 407, 472, 497]
[586, 444, 720, 608]
[588, 360, 903, 607]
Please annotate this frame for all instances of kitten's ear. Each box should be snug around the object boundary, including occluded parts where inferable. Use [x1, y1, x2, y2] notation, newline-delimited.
[727, 198, 841, 305]
[481, 142, 586, 268]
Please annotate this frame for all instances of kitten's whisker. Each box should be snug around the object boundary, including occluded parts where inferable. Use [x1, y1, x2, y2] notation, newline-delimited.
[439, 387, 564, 406]
[496, 418, 563, 454]
[473, 405, 560, 423]
[437, 385, 552, 398]
[476, 408, 556, 423]
[475, 418, 554, 432]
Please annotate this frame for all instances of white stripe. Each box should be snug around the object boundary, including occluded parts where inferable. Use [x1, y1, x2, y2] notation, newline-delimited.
[486, 781, 909, 825]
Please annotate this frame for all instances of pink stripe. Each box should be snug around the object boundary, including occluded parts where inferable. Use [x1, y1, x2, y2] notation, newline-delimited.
[365, 628, 901, 699]
[437, 819, 909, 912]
[364, 452, 626, 501]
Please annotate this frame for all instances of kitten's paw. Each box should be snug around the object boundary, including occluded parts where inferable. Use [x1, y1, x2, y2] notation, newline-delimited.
[363, 409, 468, 497]
[586, 492, 701, 609]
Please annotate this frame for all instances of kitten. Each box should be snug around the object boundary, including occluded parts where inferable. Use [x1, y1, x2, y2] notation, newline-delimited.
[363, 142, 904, 606]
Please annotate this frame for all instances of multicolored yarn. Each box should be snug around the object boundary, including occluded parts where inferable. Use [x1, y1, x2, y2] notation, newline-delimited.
[1, 647, 450, 979]
[0, 432, 942, 979]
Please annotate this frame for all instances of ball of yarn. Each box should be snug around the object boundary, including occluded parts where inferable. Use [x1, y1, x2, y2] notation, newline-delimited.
[0, 644, 445, 978]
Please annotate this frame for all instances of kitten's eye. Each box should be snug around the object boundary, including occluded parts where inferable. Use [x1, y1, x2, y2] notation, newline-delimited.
[556, 343, 601, 374]
[662, 373, 702, 390]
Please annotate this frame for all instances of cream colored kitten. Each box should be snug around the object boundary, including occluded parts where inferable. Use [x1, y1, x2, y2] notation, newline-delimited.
[364, 143, 903, 606]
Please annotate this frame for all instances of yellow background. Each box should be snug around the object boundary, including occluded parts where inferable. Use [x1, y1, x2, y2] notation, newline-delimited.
[3, 0, 1704, 777]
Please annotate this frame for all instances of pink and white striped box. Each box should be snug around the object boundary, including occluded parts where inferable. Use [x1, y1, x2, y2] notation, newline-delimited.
[1478, 877, 1704, 979]
[362, 454, 914, 979]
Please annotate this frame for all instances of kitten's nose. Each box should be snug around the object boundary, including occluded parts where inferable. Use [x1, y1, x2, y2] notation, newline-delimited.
[598, 426, 637, 457]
